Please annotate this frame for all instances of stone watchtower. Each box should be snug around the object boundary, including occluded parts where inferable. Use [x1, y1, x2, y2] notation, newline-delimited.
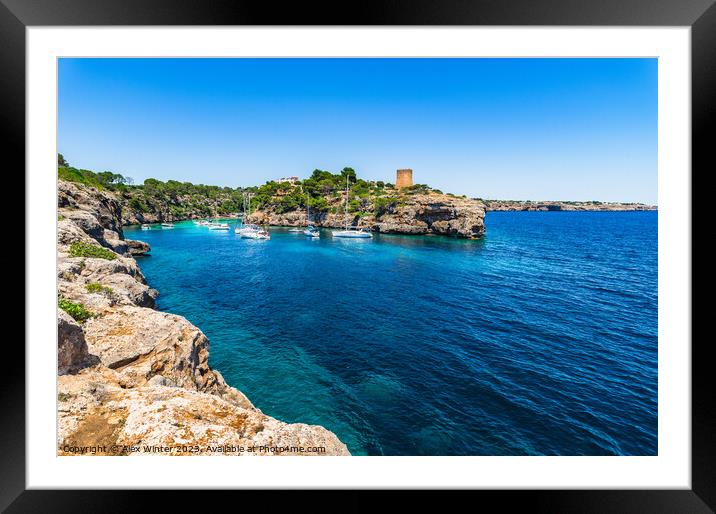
[396, 168, 413, 189]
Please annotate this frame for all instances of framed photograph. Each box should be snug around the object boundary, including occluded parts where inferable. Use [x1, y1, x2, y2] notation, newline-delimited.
[8, 0, 712, 510]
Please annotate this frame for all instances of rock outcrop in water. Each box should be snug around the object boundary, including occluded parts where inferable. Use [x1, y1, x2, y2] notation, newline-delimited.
[57, 180, 350, 456]
[247, 192, 486, 239]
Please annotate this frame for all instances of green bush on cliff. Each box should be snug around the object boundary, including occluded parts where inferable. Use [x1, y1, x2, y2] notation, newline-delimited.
[128, 196, 149, 213]
[86, 282, 114, 296]
[58, 296, 95, 323]
[59, 166, 106, 189]
[308, 195, 329, 212]
[374, 196, 400, 216]
[69, 241, 117, 260]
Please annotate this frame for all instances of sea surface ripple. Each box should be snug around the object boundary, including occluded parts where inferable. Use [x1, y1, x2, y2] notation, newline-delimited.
[125, 211, 657, 456]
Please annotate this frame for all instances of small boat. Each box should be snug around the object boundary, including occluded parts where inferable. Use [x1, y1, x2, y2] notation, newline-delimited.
[333, 176, 373, 239]
[236, 223, 260, 236]
[141, 224, 150, 230]
[161, 222, 175, 229]
[333, 228, 372, 238]
[242, 227, 270, 240]
[208, 222, 230, 230]
[197, 220, 211, 226]
[304, 225, 320, 238]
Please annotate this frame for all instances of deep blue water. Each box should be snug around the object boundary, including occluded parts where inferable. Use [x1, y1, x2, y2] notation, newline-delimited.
[125, 211, 657, 456]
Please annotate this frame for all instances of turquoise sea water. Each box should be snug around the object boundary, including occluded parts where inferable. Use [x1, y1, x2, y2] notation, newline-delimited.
[125, 211, 657, 456]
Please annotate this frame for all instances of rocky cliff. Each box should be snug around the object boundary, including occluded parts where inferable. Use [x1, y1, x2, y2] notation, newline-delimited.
[57, 180, 350, 456]
[247, 192, 486, 239]
[119, 193, 241, 226]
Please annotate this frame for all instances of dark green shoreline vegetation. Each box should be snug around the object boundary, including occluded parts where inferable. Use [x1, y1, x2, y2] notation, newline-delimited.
[58, 158, 457, 223]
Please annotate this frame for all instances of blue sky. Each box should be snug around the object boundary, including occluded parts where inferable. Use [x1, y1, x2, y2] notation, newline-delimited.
[58, 58, 657, 203]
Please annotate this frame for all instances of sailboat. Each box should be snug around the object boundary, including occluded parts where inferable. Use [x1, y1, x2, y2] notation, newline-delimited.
[333, 176, 372, 238]
[304, 194, 320, 238]
[236, 192, 270, 239]
[235, 193, 256, 235]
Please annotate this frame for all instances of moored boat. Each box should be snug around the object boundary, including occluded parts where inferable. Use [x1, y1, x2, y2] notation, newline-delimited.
[332, 176, 373, 239]
[236, 223, 259, 236]
[304, 225, 320, 237]
[242, 227, 270, 240]
[333, 228, 372, 238]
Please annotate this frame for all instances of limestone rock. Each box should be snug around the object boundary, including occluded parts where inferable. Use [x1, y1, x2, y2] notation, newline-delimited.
[126, 239, 151, 256]
[57, 218, 96, 248]
[58, 180, 124, 236]
[57, 310, 99, 375]
[246, 191, 486, 239]
[57, 368, 350, 456]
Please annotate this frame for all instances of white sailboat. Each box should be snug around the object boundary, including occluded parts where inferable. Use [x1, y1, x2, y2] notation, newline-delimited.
[236, 192, 270, 239]
[235, 193, 254, 235]
[161, 222, 175, 229]
[333, 176, 372, 239]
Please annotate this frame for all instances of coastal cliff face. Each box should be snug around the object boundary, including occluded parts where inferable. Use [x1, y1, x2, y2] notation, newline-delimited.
[119, 193, 241, 226]
[57, 180, 350, 456]
[247, 192, 486, 239]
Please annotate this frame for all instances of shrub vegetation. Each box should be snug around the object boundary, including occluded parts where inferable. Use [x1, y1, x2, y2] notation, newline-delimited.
[85, 282, 114, 296]
[58, 296, 95, 323]
[69, 241, 117, 260]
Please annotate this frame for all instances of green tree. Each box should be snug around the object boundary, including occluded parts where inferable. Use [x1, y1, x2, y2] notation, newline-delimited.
[97, 171, 127, 188]
[340, 167, 357, 184]
[58, 153, 68, 167]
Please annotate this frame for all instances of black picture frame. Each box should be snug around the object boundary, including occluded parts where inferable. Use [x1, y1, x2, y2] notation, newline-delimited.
[5, 0, 711, 511]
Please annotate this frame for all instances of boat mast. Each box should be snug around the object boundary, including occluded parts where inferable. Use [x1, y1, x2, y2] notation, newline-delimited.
[345, 175, 349, 230]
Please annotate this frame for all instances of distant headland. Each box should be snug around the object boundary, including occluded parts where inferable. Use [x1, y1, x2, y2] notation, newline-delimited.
[481, 199, 656, 212]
